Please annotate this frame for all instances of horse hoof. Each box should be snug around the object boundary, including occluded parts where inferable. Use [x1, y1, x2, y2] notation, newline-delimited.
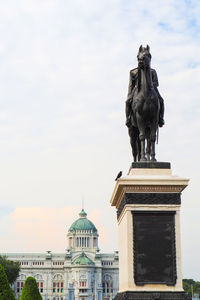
[151, 158, 157, 162]
[140, 157, 147, 162]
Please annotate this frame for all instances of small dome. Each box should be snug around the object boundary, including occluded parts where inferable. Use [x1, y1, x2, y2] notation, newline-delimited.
[69, 210, 97, 233]
[72, 252, 94, 265]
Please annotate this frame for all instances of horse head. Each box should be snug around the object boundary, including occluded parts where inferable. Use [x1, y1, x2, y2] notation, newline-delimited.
[137, 45, 151, 69]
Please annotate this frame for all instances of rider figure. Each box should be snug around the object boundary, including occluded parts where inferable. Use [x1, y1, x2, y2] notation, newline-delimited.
[126, 58, 165, 128]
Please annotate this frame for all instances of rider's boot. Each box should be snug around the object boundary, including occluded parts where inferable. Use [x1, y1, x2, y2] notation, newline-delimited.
[158, 115, 165, 127]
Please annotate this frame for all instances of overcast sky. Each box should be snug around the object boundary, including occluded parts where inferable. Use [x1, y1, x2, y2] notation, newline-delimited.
[0, 0, 200, 280]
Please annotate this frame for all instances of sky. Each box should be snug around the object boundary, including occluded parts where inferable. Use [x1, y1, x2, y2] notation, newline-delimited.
[0, 0, 200, 280]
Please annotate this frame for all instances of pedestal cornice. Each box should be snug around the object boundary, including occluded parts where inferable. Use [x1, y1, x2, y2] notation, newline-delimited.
[110, 167, 189, 209]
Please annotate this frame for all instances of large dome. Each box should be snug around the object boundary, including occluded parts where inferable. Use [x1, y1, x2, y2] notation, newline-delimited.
[69, 209, 97, 233]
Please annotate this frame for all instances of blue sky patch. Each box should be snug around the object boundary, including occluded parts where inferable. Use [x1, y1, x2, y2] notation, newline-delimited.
[0, 206, 14, 218]
[158, 22, 173, 32]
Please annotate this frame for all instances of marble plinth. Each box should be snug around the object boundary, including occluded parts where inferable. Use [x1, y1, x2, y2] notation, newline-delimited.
[110, 163, 189, 297]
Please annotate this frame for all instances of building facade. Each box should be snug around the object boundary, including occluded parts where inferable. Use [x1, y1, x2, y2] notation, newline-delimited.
[5, 209, 119, 300]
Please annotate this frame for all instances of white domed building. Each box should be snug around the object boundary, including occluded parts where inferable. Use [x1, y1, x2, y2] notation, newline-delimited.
[5, 210, 119, 300]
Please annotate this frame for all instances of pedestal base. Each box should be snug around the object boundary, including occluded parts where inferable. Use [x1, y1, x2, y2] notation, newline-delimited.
[114, 291, 191, 300]
[110, 163, 189, 294]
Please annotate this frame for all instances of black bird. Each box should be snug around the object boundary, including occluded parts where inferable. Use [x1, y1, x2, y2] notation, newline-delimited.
[115, 171, 122, 181]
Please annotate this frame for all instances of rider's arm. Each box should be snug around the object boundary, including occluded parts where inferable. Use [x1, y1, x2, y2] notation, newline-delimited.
[152, 69, 164, 101]
[125, 70, 135, 127]
[127, 70, 135, 101]
[152, 69, 159, 87]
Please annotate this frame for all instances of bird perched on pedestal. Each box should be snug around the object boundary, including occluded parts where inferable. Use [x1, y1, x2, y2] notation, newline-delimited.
[115, 171, 122, 181]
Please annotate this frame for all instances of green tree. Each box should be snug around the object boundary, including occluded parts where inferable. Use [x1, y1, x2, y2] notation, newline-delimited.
[20, 276, 42, 300]
[183, 279, 200, 297]
[0, 264, 15, 300]
[0, 256, 20, 285]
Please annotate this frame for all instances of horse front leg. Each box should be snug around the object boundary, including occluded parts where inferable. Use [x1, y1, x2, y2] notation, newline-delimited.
[139, 132, 147, 161]
[128, 126, 138, 162]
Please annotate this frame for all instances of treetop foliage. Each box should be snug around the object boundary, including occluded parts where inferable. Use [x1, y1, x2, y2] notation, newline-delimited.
[0, 264, 15, 300]
[0, 256, 20, 285]
[183, 279, 200, 297]
[20, 276, 42, 300]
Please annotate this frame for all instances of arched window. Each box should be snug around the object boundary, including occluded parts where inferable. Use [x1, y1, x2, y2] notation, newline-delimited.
[34, 274, 43, 293]
[79, 274, 87, 294]
[16, 274, 26, 293]
[102, 274, 113, 295]
[53, 274, 64, 294]
[79, 275, 87, 288]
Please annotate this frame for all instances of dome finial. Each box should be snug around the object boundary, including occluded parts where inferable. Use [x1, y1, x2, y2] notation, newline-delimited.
[79, 209, 87, 218]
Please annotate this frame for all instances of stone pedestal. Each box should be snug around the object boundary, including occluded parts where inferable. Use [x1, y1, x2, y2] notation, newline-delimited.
[110, 162, 190, 300]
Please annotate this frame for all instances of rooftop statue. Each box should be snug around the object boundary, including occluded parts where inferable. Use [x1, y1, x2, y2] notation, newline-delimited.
[126, 45, 165, 162]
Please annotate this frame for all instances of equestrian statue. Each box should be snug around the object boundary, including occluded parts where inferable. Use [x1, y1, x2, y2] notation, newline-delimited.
[126, 45, 165, 162]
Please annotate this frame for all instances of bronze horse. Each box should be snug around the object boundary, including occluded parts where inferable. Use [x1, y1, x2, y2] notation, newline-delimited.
[127, 45, 160, 161]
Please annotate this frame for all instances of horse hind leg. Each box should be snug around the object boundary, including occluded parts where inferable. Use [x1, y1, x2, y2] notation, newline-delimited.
[150, 132, 157, 161]
[139, 132, 147, 161]
[146, 138, 150, 161]
[137, 137, 141, 161]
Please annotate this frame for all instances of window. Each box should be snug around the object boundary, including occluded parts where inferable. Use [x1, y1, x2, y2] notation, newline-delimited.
[53, 281, 64, 293]
[80, 280, 87, 287]
[102, 275, 113, 295]
[91, 281, 94, 293]
[53, 282, 56, 293]
[76, 237, 90, 247]
[102, 261, 113, 266]
[16, 274, 26, 293]
[93, 237, 97, 247]
[53, 261, 64, 265]
[79, 289, 87, 293]
[102, 281, 105, 293]
[38, 281, 43, 293]
[16, 281, 24, 293]
[52, 274, 64, 294]
[34, 274, 43, 293]
[69, 237, 73, 247]
[20, 261, 29, 265]
[79, 275, 87, 294]
[32, 261, 44, 265]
